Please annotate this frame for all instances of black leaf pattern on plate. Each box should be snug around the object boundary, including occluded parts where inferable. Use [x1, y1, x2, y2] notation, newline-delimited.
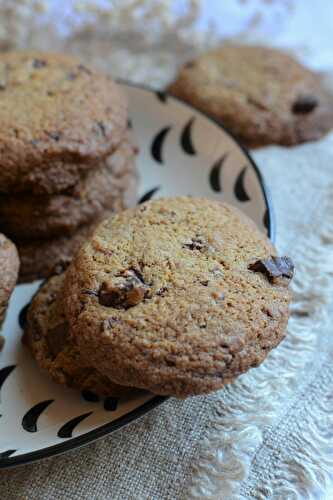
[138, 187, 160, 204]
[151, 126, 172, 164]
[234, 167, 250, 202]
[19, 303, 30, 329]
[0, 450, 16, 459]
[57, 412, 93, 439]
[209, 154, 228, 192]
[0, 365, 16, 391]
[180, 117, 196, 155]
[22, 400, 54, 432]
[104, 397, 118, 412]
[155, 91, 167, 103]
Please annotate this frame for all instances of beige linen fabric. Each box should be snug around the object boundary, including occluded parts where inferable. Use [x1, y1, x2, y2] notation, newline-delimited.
[1, 128, 333, 499]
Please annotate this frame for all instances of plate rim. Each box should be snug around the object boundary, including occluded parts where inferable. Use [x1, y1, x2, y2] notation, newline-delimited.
[1, 81, 274, 469]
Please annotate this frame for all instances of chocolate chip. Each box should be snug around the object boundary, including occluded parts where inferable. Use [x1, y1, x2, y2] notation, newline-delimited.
[183, 236, 208, 252]
[200, 280, 209, 286]
[249, 256, 294, 284]
[33, 59, 47, 69]
[0, 335, 5, 352]
[96, 121, 107, 137]
[99, 274, 147, 309]
[46, 131, 61, 142]
[292, 95, 318, 114]
[156, 286, 168, 296]
[78, 64, 92, 75]
[185, 61, 195, 69]
[47, 322, 69, 357]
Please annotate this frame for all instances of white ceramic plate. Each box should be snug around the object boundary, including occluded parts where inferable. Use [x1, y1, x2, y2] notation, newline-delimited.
[0, 83, 273, 468]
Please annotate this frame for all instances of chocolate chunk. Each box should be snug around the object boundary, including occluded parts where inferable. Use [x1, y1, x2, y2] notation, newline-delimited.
[0, 63, 8, 90]
[47, 322, 69, 357]
[200, 280, 209, 286]
[292, 95, 318, 114]
[249, 256, 294, 283]
[183, 236, 208, 252]
[185, 61, 195, 69]
[46, 131, 61, 142]
[33, 59, 47, 69]
[99, 273, 147, 309]
[0, 335, 5, 352]
[78, 64, 92, 75]
[96, 121, 107, 137]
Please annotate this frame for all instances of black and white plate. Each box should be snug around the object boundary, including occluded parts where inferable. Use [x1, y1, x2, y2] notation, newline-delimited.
[0, 83, 273, 468]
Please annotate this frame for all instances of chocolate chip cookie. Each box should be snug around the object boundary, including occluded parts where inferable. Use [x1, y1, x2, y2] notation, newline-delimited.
[17, 213, 110, 283]
[0, 138, 138, 239]
[24, 273, 129, 396]
[168, 45, 333, 148]
[64, 197, 293, 398]
[0, 51, 127, 194]
[0, 233, 19, 328]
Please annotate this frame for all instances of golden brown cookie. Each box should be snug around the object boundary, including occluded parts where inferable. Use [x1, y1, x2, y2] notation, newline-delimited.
[64, 197, 293, 398]
[17, 212, 111, 283]
[0, 138, 138, 240]
[168, 45, 333, 148]
[24, 274, 130, 396]
[0, 233, 19, 328]
[0, 51, 127, 193]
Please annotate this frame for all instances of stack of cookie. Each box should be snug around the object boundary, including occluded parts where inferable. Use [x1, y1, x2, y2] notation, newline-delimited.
[25, 197, 294, 398]
[0, 52, 138, 282]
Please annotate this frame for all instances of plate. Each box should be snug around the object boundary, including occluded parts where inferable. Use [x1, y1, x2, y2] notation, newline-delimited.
[0, 83, 273, 468]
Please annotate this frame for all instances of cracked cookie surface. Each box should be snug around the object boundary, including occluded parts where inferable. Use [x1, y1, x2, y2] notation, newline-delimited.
[64, 197, 293, 397]
[168, 45, 333, 147]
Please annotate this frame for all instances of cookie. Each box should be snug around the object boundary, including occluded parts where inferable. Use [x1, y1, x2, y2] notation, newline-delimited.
[17, 213, 110, 283]
[0, 138, 138, 240]
[0, 51, 127, 193]
[0, 234, 19, 328]
[24, 274, 130, 396]
[168, 45, 333, 148]
[64, 197, 293, 398]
